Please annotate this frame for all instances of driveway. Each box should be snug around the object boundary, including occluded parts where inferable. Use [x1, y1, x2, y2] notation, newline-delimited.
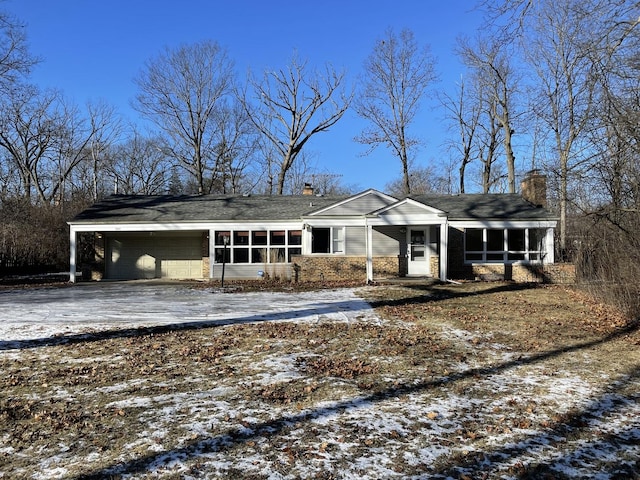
[0, 283, 379, 346]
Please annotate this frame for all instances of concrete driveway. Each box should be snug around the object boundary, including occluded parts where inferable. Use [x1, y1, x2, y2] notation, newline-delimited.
[0, 283, 378, 346]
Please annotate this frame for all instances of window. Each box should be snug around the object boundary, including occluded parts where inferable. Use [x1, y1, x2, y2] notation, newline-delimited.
[213, 228, 305, 264]
[270, 230, 286, 245]
[465, 228, 546, 263]
[288, 230, 302, 245]
[312, 227, 344, 254]
[252, 231, 267, 245]
[234, 231, 249, 245]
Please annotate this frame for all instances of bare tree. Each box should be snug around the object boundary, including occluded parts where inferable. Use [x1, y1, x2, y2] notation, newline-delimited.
[207, 99, 258, 194]
[355, 28, 437, 195]
[385, 164, 450, 197]
[0, 85, 115, 204]
[241, 54, 351, 195]
[457, 35, 519, 192]
[133, 40, 235, 195]
[86, 100, 122, 201]
[0, 10, 38, 91]
[0, 84, 60, 201]
[440, 77, 482, 193]
[109, 130, 172, 195]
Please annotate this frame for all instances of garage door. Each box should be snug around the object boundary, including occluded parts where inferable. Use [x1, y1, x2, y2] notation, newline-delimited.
[106, 234, 204, 280]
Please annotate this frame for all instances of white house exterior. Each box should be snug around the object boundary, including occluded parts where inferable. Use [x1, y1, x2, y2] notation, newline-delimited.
[69, 176, 567, 284]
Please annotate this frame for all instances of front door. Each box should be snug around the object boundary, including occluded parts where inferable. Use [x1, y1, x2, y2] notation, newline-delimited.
[407, 228, 428, 276]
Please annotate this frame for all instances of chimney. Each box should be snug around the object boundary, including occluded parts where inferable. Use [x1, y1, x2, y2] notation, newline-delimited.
[302, 183, 314, 196]
[521, 170, 547, 208]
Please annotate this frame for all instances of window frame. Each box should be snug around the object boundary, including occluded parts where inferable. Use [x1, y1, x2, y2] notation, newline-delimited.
[311, 226, 345, 255]
[213, 228, 303, 264]
[464, 227, 547, 264]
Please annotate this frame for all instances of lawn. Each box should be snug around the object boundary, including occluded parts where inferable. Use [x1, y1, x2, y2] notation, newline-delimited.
[1, 281, 638, 479]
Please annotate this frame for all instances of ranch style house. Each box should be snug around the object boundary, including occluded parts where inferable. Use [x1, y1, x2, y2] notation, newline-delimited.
[69, 171, 573, 284]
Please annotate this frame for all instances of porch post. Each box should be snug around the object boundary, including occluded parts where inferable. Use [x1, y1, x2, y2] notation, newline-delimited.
[365, 220, 373, 283]
[544, 227, 555, 264]
[69, 226, 77, 283]
[439, 220, 448, 280]
[209, 229, 215, 279]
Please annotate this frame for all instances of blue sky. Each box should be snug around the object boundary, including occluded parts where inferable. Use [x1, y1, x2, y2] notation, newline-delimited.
[6, 0, 484, 192]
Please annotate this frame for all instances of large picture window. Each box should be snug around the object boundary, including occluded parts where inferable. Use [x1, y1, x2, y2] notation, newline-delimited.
[464, 228, 547, 263]
[214, 229, 302, 264]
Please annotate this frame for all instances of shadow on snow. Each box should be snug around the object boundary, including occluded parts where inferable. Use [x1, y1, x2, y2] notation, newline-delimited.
[56, 281, 639, 479]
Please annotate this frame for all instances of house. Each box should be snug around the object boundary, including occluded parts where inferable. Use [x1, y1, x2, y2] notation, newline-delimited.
[68, 172, 573, 284]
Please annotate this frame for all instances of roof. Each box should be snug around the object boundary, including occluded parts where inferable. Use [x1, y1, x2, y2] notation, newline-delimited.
[70, 192, 557, 225]
[409, 193, 557, 221]
[70, 194, 349, 224]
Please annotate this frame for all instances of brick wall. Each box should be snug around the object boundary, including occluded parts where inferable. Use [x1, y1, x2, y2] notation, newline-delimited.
[291, 255, 402, 282]
[452, 263, 576, 284]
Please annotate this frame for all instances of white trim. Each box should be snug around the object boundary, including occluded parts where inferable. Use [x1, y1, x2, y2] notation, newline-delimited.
[449, 220, 557, 229]
[365, 220, 373, 282]
[368, 214, 446, 226]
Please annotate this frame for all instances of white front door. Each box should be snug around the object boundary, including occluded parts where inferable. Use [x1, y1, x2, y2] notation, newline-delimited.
[407, 228, 429, 276]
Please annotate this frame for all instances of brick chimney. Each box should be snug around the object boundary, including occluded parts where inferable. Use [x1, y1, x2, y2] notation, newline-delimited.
[302, 183, 314, 195]
[521, 170, 547, 208]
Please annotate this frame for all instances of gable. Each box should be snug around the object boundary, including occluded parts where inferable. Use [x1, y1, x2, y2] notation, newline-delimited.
[375, 198, 445, 217]
[307, 189, 397, 217]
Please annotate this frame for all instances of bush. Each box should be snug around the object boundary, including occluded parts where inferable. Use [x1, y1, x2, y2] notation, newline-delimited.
[573, 212, 640, 322]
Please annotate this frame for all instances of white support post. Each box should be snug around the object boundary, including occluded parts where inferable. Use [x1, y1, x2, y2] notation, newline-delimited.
[439, 221, 448, 281]
[209, 229, 215, 279]
[365, 221, 373, 283]
[69, 227, 77, 283]
[545, 227, 555, 264]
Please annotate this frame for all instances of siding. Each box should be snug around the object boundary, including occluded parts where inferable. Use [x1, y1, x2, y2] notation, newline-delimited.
[317, 192, 394, 216]
[380, 202, 436, 217]
[345, 226, 366, 255]
[211, 263, 293, 281]
[373, 226, 402, 256]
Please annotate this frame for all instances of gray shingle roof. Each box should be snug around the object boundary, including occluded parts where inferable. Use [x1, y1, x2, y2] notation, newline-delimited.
[71, 192, 556, 225]
[409, 193, 557, 221]
[71, 194, 349, 224]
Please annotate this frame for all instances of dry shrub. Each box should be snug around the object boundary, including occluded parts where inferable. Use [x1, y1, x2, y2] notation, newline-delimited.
[573, 213, 640, 322]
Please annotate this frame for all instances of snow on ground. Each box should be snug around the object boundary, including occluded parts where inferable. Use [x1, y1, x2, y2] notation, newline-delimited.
[1, 283, 639, 479]
[0, 282, 379, 345]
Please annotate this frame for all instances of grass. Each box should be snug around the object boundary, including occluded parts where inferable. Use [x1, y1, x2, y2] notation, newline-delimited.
[1, 281, 639, 479]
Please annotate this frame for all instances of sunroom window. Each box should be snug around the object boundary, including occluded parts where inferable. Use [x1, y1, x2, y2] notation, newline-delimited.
[465, 228, 546, 263]
[213, 229, 303, 264]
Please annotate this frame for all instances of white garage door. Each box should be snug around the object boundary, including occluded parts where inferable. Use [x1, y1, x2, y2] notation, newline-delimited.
[106, 234, 204, 280]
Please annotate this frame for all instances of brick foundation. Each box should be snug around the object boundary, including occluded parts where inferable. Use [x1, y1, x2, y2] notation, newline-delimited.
[291, 255, 403, 282]
[451, 263, 576, 284]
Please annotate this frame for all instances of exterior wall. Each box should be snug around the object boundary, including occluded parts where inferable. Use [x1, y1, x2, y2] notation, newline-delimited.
[202, 232, 210, 279]
[210, 263, 294, 281]
[430, 255, 440, 279]
[345, 226, 366, 255]
[316, 192, 394, 215]
[372, 226, 404, 256]
[451, 263, 575, 283]
[291, 255, 401, 282]
[90, 233, 105, 281]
